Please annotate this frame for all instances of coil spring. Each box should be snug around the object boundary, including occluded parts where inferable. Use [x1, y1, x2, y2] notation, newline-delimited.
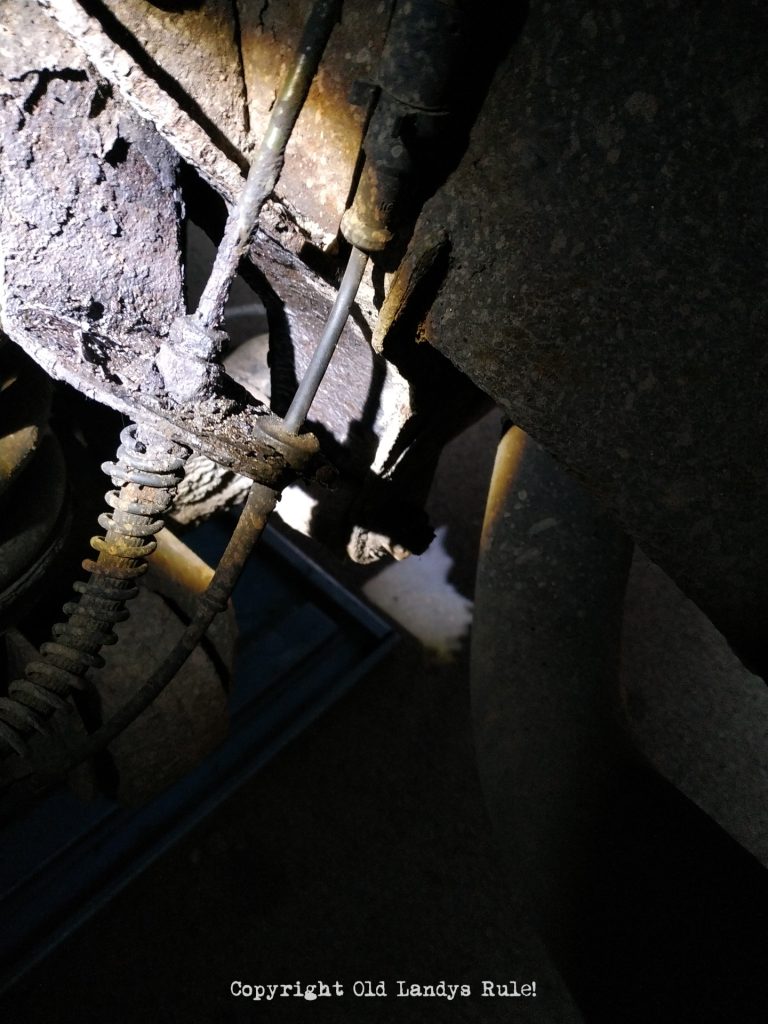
[0, 423, 189, 758]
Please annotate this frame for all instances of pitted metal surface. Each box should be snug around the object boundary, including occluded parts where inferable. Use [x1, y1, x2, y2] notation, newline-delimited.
[404, 1, 768, 671]
[7, 0, 767, 665]
[0, 4, 317, 486]
[10, 307, 317, 484]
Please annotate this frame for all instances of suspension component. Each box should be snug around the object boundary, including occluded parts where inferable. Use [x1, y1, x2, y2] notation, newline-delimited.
[0, 424, 189, 758]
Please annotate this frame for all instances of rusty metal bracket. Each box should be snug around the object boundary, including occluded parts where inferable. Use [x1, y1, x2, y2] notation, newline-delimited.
[9, 306, 318, 486]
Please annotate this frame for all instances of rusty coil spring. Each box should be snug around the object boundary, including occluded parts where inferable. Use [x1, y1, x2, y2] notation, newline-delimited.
[0, 423, 189, 758]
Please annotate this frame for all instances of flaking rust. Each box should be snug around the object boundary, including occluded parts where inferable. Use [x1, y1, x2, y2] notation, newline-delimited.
[0, 2, 316, 486]
[3, 0, 490, 564]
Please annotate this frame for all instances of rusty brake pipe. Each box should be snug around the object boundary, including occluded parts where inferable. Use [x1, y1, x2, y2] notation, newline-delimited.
[55, 273, 375, 787]
[60, 253, 373, 780]
[12, 263, 369, 789]
[58, 258, 371, 784]
[52, 1, 351, 776]
[47, 272, 374, 785]
[196, 0, 343, 331]
[0, 0, 344, 790]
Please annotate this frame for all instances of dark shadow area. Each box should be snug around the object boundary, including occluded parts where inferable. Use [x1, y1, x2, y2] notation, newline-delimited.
[473, 428, 768, 1024]
[566, 764, 768, 1024]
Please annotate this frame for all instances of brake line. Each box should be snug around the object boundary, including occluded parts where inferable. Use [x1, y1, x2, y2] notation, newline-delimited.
[0, 0, 343, 791]
[2, 0, 463, 801]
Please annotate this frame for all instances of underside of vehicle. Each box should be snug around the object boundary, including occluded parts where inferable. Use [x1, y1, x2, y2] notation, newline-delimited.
[0, 1, 766, 1020]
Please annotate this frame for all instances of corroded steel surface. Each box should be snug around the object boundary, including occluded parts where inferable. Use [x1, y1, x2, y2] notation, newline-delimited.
[11, 0, 768, 665]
